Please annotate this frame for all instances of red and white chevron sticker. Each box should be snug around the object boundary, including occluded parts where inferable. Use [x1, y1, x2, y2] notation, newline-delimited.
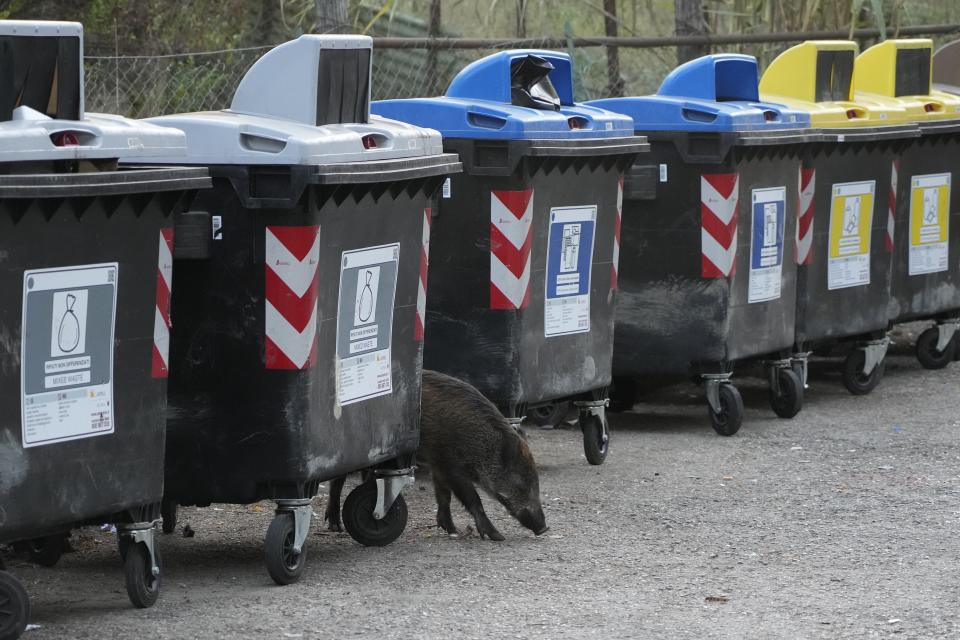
[611, 176, 623, 290]
[264, 225, 320, 370]
[151, 228, 174, 378]
[701, 173, 739, 278]
[414, 208, 431, 341]
[886, 159, 899, 253]
[797, 167, 816, 265]
[490, 189, 534, 309]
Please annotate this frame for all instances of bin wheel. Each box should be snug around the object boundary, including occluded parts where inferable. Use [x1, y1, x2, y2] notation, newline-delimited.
[342, 482, 408, 548]
[26, 534, 66, 568]
[842, 350, 885, 396]
[580, 413, 609, 465]
[124, 542, 161, 609]
[709, 384, 743, 436]
[916, 327, 955, 370]
[769, 368, 803, 419]
[0, 570, 29, 640]
[527, 403, 568, 428]
[265, 513, 307, 585]
[161, 499, 178, 535]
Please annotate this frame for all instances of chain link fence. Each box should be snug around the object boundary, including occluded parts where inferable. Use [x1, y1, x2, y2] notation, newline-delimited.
[83, 32, 955, 119]
[81, 43, 682, 118]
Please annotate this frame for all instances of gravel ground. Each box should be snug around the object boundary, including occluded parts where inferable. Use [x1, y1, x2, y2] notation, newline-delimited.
[4, 327, 959, 639]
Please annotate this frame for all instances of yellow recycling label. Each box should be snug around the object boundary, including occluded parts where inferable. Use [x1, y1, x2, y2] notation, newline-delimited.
[909, 173, 951, 276]
[828, 180, 876, 290]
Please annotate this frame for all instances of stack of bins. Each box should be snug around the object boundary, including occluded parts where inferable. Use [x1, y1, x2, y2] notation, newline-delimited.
[373, 50, 647, 464]
[853, 39, 960, 369]
[0, 20, 209, 638]
[760, 41, 920, 396]
[589, 54, 814, 436]
[119, 35, 461, 585]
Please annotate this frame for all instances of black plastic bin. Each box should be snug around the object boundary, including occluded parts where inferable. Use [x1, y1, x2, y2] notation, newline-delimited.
[760, 40, 921, 396]
[122, 35, 460, 585]
[0, 20, 208, 639]
[374, 50, 646, 464]
[590, 54, 815, 435]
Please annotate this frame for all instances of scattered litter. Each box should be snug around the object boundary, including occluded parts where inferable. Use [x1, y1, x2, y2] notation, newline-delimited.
[283, 634, 303, 638]
[182, 525, 195, 538]
[24, 624, 41, 632]
[250, 505, 263, 513]
[791, 446, 803, 451]
[99, 524, 116, 534]
[892, 426, 903, 434]
[705, 595, 729, 603]
[878, 465, 894, 471]
[722, 476, 734, 481]
[212, 507, 224, 512]
[549, 534, 563, 539]
[887, 619, 902, 624]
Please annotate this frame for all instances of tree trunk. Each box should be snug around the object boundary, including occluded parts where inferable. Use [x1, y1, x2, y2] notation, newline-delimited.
[603, 0, 624, 97]
[426, 0, 442, 95]
[674, 0, 709, 64]
[516, 0, 528, 38]
[316, 0, 349, 34]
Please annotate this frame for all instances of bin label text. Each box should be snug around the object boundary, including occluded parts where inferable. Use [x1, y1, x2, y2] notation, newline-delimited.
[828, 180, 875, 290]
[545, 206, 596, 337]
[748, 187, 786, 303]
[908, 173, 951, 276]
[336, 244, 399, 405]
[21, 264, 118, 448]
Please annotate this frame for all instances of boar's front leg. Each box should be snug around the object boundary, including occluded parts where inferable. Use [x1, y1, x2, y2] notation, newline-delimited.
[449, 477, 505, 541]
[432, 473, 458, 535]
[325, 475, 346, 532]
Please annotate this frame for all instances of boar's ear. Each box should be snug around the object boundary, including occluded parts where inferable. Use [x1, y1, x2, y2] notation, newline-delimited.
[510, 422, 528, 440]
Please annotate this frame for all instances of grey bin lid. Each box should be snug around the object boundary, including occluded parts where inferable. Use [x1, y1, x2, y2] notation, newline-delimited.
[122, 35, 444, 167]
[0, 20, 189, 163]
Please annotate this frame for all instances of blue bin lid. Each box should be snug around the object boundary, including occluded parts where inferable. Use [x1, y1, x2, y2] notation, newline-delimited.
[588, 54, 811, 132]
[371, 49, 634, 140]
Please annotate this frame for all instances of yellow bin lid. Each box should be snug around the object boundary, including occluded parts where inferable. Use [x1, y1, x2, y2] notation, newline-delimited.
[854, 39, 960, 123]
[760, 40, 909, 128]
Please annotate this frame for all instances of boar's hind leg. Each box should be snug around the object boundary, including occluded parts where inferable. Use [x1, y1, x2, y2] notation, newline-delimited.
[449, 478, 505, 542]
[325, 475, 346, 532]
[432, 475, 458, 535]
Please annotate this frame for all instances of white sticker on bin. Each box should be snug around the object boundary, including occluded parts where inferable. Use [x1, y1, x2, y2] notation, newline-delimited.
[21, 263, 118, 448]
[748, 186, 786, 304]
[544, 206, 596, 337]
[335, 244, 399, 406]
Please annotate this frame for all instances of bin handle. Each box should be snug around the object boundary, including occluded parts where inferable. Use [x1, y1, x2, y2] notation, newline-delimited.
[681, 108, 718, 123]
[467, 111, 508, 130]
[239, 132, 287, 154]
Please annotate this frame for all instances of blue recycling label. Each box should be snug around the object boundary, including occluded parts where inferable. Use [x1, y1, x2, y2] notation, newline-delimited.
[748, 187, 786, 303]
[545, 206, 596, 337]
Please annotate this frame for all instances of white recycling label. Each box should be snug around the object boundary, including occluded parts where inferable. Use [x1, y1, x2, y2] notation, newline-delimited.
[335, 244, 399, 406]
[21, 263, 118, 448]
[908, 173, 951, 276]
[748, 186, 786, 303]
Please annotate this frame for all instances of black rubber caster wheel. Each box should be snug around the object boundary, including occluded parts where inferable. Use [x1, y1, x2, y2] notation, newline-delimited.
[579, 413, 609, 465]
[123, 542, 161, 609]
[527, 402, 569, 428]
[0, 570, 29, 640]
[769, 368, 803, 419]
[26, 534, 66, 568]
[608, 377, 637, 413]
[916, 327, 955, 370]
[161, 499, 178, 535]
[342, 482, 408, 548]
[842, 350, 885, 395]
[709, 384, 743, 436]
[265, 513, 307, 586]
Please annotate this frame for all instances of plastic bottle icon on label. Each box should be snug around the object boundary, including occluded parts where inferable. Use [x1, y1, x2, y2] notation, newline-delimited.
[357, 270, 375, 323]
[58, 293, 81, 353]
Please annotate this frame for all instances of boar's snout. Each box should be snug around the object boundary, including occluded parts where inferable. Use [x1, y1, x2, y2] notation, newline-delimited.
[516, 506, 548, 536]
